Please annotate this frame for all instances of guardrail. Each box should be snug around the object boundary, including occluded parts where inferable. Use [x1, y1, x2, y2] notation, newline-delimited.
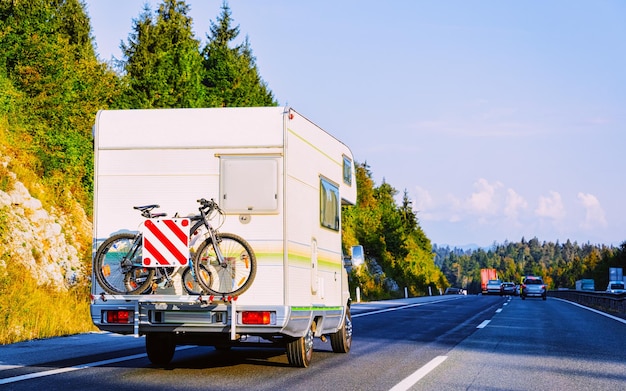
[549, 290, 626, 317]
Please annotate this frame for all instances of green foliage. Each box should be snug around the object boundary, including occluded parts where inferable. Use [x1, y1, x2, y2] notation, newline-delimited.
[202, 2, 276, 107]
[0, 0, 120, 212]
[117, 0, 276, 109]
[436, 239, 626, 293]
[118, 0, 206, 108]
[343, 162, 447, 298]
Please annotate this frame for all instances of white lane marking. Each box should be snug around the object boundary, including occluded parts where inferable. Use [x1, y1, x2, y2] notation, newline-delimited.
[0, 346, 195, 385]
[389, 355, 447, 391]
[351, 297, 462, 318]
[0, 365, 24, 371]
[554, 298, 626, 325]
[495, 308, 502, 313]
[477, 320, 491, 328]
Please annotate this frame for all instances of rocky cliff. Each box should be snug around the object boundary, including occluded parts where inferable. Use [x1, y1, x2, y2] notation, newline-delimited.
[0, 159, 91, 290]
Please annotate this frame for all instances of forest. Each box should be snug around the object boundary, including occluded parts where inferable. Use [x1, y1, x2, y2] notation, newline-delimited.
[435, 238, 626, 294]
[0, 0, 624, 343]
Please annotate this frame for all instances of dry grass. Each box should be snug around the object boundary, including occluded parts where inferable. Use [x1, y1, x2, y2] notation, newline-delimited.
[0, 258, 96, 345]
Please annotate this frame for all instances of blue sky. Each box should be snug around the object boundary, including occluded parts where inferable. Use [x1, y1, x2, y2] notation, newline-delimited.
[84, 0, 626, 248]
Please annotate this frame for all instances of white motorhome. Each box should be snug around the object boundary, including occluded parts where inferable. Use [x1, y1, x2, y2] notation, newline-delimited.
[91, 107, 359, 367]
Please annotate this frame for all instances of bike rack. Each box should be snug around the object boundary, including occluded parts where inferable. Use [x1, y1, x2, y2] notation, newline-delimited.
[230, 297, 237, 341]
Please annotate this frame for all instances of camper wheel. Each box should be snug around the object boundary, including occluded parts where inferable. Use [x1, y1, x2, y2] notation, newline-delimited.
[330, 306, 352, 353]
[286, 326, 314, 368]
[145, 333, 176, 366]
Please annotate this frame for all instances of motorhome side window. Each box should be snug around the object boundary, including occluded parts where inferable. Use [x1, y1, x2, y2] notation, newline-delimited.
[220, 156, 279, 214]
[320, 177, 340, 231]
[342, 156, 352, 186]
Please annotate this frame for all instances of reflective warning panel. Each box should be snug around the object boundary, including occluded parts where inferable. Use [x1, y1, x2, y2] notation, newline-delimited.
[140, 218, 190, 267]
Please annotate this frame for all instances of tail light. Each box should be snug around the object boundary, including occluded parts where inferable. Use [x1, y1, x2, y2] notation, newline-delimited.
[104, 310, 133, 324]
[241, 311, 273, 325]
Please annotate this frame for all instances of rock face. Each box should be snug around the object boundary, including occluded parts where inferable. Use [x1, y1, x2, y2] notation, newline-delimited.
[0, 168, 90, 290]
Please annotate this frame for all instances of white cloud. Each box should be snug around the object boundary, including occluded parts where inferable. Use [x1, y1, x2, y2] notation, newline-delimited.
[577, 192, 607, 229]
[412, 185, 434, 213]
[504, 188, 528, 220]
[535, 191, 565, 220]
[464, 178, 502, 215]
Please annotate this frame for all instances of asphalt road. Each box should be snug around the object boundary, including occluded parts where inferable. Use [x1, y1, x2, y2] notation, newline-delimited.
[1, 295, 625, 390]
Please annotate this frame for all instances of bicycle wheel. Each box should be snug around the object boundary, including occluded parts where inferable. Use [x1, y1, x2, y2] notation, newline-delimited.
[181, 264, 211, 295]
[94, 233, 155, 295]
[193, 233, 257, 297]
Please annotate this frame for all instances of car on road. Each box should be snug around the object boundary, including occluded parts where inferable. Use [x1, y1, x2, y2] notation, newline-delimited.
[501, 282, 516, 296]
[521, 276, 547, 300]
[606, 281, 626, 293]
[444, 287, 467, 295]
[486, 279, 503, 295]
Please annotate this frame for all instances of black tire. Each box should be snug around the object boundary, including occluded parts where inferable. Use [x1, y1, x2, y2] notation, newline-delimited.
[193, 233, 257, 297]
[521, 295, 526, 300]
[181, 264, 211, 295]
[330, 306, 352, 353]
[94, 233, 155, 295]
[286, 327, 314, 368]
[145, 333, 176, 366]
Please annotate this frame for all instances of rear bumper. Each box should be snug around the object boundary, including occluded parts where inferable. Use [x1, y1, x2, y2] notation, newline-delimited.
[90, 294, 345, 341]
[522, 291, 546, 297]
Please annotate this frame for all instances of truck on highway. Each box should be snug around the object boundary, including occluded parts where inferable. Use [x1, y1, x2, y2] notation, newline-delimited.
[609, 267, 624, 282]
[480, 268, 498, 294]
[90, 107, 360, 368]
[575, 279, 595, 291]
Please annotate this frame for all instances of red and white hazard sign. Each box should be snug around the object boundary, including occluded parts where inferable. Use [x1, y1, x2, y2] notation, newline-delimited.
[140, 218, 190, 267]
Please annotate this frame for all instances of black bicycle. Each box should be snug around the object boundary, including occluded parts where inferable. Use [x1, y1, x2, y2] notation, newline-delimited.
[93, 199, 256, 297]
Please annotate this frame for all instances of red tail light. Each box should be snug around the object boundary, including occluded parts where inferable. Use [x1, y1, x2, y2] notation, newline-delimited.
[105, 310, 132, 324]
[241, 311, 272, 325]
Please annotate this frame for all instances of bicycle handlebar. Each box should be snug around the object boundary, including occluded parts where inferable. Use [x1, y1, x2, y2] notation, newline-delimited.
[197, 198, 223, 215]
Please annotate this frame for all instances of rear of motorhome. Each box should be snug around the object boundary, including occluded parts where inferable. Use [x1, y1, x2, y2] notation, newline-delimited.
[90, 107, 358, 367]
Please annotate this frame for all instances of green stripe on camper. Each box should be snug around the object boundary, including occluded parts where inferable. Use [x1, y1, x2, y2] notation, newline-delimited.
[291, 306, 343, 312]
[287, 127, 341, 167]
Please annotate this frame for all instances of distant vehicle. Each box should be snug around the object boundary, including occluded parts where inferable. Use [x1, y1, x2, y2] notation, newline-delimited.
[609, 267, 623, 282]
[575, 279, 595, 291]
[486, 279, 503, 295]
[481, 269, 498, 293]
[606, 281, 626, 293]
[521, 276, 547, 300]
[501, 282, 516, 296]
[444, 287, 466, 295]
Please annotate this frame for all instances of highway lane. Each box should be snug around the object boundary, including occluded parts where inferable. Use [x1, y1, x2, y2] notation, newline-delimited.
[418, 296, 626, 390]
[1, 295, 501, 390]
[5, 295, 590, 390]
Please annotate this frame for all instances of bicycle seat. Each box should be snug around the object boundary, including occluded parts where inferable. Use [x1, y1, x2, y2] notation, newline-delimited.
[134, 204, 167, 218]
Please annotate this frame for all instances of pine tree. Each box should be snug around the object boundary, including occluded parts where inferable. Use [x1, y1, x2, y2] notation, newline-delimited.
[201, 1, 276, 107]
[118, 0, 205, 108]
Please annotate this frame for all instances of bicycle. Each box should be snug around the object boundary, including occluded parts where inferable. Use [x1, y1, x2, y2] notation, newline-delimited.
[93, 204, 202, 295]
[93, 199, 256, 297]
[191, 198, 257, 297]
